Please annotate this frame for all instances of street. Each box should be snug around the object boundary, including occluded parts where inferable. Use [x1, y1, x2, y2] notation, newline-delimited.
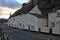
[0, 24, 60, 40]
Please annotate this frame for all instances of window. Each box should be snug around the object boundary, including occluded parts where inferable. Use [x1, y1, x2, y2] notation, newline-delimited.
[56, 21, 60, 28]
[13, 18, 15, 20]
[19, 23, 21, 27]
[13, 20, 15, 22]
[22, 21, 24, 22]
[22, 24, 25, 28]
[51, 22, 55, 27]
[57, 12, 60, 17]
[31, 17, 34, 21]
[19, 23, 21, 26]
[31, 26, 34, 30]
[13, 18, 15, 22]
[10, 23, 13, 26]
[28, 25, 30, 30]
[19, 23, 21, 28]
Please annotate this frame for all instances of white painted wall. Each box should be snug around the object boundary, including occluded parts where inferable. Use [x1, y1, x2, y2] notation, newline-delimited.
[8, 17, 16, 27]
[48, 11, 60, 28]
[8, 13, 38, 31]
[48, 12, 57, 27]
[52, 28, 60, 35]
[29, 5, 41, 14]
[27, 14, 38, 31]
[41, 27, 49, 33]
[8, 13, 47, 32]
[48, 10, 60, 34]
[16, 13, 39, 31]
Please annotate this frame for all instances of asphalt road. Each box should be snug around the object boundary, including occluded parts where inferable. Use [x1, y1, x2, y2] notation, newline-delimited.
[0, 24, 60, 40]
[0, 24, 42, 40]
[5, 30, 41, 40]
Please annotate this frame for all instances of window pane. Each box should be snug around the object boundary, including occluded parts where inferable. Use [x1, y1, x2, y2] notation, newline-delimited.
[51, 22, 55, 27]
[22, 24, 25, 28]
[31, 17, 34, 21]
[56, 21, 60, 28]
[31, 26, 34, 30]
[57, 12, 60, 17]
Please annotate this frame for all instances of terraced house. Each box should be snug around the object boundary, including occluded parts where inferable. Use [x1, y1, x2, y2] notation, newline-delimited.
[8, 4, 47, 32]
[48, 10, 60, 35]
[8, 0, 60, 35]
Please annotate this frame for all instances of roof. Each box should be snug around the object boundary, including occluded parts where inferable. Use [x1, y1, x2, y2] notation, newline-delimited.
[9, 3, 35, 18]
[9, 0, 60, 19]
[30, 13, 47, 18]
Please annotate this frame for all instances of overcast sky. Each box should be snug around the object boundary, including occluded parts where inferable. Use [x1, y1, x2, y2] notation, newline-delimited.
[0, 0, 29, 19]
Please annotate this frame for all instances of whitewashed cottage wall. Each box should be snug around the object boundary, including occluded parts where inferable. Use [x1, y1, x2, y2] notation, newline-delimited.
[48, 12, 57, 27]
[48, 10, 60, 34]
[27, 14, 38, 31]
[8, 17, 16, 27]
[16, 13, 38, 31]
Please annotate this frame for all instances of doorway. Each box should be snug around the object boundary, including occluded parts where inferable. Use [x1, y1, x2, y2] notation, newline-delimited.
[28, 25, 30, 31]
[19, 23, 21, 29]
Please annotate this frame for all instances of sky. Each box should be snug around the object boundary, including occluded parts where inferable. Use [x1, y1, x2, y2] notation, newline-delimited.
[0, 0, 29, 19]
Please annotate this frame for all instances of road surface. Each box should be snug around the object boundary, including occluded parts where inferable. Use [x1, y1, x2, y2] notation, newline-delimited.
[0, 24, 60, 40]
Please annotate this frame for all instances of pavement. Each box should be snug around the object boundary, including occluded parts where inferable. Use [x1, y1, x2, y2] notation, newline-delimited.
[0, 24, 60, 40]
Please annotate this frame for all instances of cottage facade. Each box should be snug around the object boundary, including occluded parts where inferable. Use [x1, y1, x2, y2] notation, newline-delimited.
[48, 10, 60, 34]
[8, 13, 47, 31]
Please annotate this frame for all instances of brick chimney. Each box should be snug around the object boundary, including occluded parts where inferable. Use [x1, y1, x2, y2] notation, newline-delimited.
[33, 0, 38, 5]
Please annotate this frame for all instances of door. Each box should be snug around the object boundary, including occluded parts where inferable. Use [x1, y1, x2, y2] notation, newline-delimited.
[28, 25, 30, 31]
[19, 23, 21, 29]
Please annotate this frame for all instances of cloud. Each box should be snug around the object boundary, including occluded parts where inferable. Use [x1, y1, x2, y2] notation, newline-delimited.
[0, 6, 19, 19]
[0, 15, 9, 19]
[16, 0, 30, 4]
[0, 0, 22, 9]
[0, 0, 22, 19]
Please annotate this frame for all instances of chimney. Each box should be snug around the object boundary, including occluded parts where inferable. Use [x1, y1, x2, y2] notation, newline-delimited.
[33, 0, 38, 5]
[10, 13, 11, 17]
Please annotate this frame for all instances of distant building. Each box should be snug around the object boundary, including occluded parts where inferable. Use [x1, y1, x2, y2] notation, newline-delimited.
[48, 10, 60, 34]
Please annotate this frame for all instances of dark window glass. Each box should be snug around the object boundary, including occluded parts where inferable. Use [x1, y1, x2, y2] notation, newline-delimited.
[31, 26, 34, 30]
[51, 22, 55, 27]
[28, 25, 30, 30]
[57, 12, 60, 17]
[22, 24, 25, 28]
[19, 23, 21, 26]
